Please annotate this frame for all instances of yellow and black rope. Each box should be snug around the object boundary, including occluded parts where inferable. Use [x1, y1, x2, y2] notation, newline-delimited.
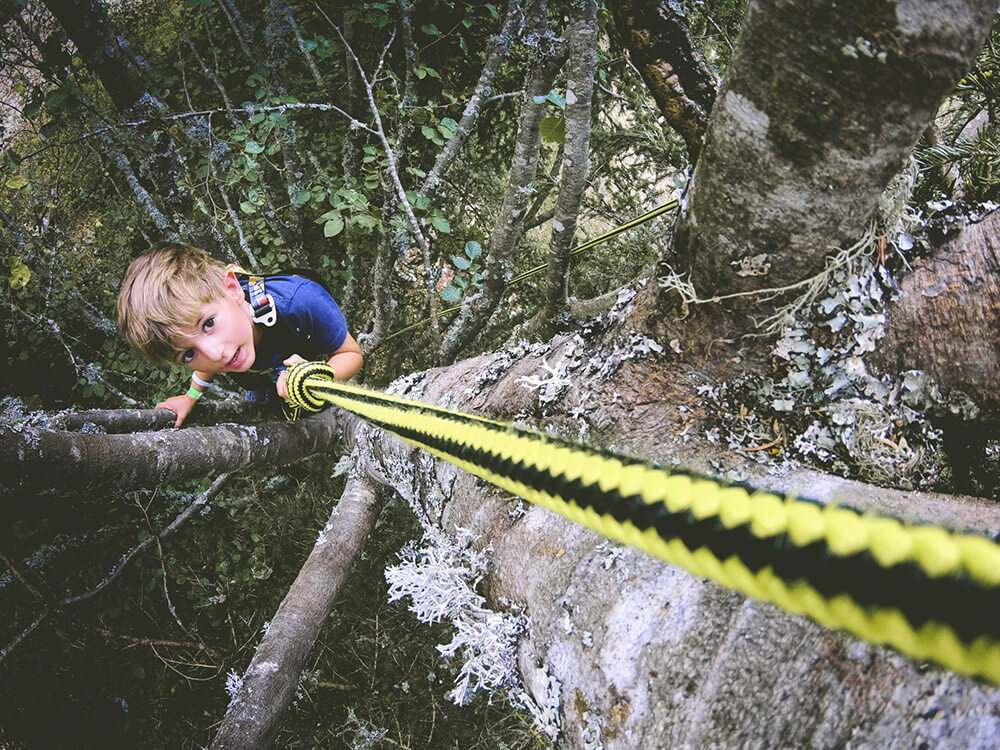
[285, 361, 1000, 685]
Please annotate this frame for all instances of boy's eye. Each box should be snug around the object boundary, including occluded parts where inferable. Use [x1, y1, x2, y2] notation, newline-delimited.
[181, 348, 196, 364]
[203, 316, 216, 332]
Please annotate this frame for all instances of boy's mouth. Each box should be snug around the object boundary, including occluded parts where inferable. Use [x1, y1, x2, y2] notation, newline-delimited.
[227, 348, 243, 370]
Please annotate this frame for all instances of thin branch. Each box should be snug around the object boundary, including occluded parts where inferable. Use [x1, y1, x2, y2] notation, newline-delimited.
[61, 474, 231, 607]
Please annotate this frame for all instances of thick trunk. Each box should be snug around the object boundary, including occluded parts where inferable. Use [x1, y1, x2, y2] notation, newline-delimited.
[610, 0, 718, 161]
[352, 333, 1000, 749]
[674, 0, 996, 301]
[873, 209, 1000, 423]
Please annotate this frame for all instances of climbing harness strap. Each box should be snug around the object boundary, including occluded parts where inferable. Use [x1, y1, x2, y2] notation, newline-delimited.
[282, 361, 1000, 685]
[227, 264, 277, 326]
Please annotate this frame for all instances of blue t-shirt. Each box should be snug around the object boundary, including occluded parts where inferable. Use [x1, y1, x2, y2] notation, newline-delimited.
[229, 274, 347, 397]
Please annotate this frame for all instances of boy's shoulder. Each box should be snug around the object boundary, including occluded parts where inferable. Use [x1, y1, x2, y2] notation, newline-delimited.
[250, 273, 342, 319]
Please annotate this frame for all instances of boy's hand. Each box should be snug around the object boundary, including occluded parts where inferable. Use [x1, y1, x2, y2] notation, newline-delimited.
[156, 393, 198, 428]
[276, 354, 308, 400]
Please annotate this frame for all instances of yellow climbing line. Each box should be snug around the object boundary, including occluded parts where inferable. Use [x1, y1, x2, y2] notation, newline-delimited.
[284, 361, 1000, 685]
[383, 200, 678, 343]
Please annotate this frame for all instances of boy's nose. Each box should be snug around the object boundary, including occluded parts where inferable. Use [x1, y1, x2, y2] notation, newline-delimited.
[203, 340, 227, 362]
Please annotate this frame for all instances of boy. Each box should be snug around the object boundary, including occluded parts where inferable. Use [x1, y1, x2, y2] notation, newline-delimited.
[117, 243, 363, 428]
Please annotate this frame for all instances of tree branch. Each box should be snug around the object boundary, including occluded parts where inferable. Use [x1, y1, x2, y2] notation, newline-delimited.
[211, 475, 382, 749]
[1, 408, 351, 495]
[438, 0, 567, 361]
[538, 0, 599, 331]
[610, 0, 718, 162]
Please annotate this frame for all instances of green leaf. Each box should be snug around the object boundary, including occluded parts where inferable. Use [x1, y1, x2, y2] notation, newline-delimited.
[9, 258, 30, 290]
[421, 23, 440, 35]
[440, 284, 462, 303]
[464, 240, 482, 259]
[352, 214, 378, 230]
[437, 119, 456, 140]
[430, 215, 451, 233]
[452, 255, 472, 270]
[323, 215, 344, 237]
[6, 175, 29, 190]
[295, 188, 311, 206]
[421, 125, 444, 145]
[546, 91, 567, 109]
[244, 140, 264, 154]
[540, 115, 566, 144]
[239, 200, 256, 213]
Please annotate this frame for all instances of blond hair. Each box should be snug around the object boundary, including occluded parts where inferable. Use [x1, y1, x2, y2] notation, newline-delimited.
[117, 243, 229, 366]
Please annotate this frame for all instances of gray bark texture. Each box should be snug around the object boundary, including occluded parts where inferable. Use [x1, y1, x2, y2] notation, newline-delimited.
[211, 475, 381, 749]
[674, 0, 996, 300]
[0, 407, 345, 495]
[438, 0, 566, 361]
[873, 209, 1000, 423]
[356, 332, 1000, 750]
[540, 0, 599, 327]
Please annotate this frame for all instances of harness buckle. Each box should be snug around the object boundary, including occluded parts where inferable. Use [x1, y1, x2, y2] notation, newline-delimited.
[252, 293, 277, 327]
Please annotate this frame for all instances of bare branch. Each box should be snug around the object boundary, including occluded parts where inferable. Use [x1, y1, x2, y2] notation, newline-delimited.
[211, 476, 382, 749]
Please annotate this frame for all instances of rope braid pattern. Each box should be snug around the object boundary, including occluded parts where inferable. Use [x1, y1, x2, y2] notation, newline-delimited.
[284, 362, 1000, 684]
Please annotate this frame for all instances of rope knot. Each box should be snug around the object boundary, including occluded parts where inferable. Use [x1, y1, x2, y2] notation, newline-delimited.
[284, 361, 336, 413]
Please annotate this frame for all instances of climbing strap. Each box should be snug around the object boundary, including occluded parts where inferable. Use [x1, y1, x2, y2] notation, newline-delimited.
[284, 361, 1000, 685]
[227, 264, 277, 326]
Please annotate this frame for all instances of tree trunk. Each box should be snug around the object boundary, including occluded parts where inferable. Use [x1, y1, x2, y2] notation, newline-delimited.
[872, 208, 1000, 423]
[211, 475, 381, 749]
[40, 0, 152, 117]
[438, 0, 566, 361]
[350, 333, 1000, 750]
[40, 0, 205, 238]
[610, 0, 718, 162]
[538, 0, 599, 331]
[674, 0, 996, 301]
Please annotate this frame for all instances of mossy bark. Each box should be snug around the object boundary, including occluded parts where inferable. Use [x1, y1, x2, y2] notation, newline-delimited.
[674, 0, 995, 301]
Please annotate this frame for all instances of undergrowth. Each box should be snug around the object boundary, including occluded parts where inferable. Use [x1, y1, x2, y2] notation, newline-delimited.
[0, 454, 543, 749]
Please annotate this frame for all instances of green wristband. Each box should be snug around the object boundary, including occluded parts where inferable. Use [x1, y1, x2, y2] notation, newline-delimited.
[186, 386, 203, 400]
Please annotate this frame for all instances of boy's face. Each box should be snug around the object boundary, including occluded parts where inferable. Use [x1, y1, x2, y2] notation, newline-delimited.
[173, 271, 259, 375]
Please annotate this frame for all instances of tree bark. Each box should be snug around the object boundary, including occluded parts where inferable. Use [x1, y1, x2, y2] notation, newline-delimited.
[674, 0, 996, 301]
[538, 0, 599, 331]
[353, 334, 1000, 750]
[211, 475, 381, 749]
[873, 208, 1000, 423]
[40, 0, 153, 116]
[438, 1, 566, 361]
[0, 408, 349, 495]
[610, 0, 718, 162]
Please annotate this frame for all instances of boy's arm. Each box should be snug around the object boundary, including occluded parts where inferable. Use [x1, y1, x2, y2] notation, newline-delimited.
[275, 334, 363, 400]
[325, 333, 363, 381]
[155, 370, 214, 428]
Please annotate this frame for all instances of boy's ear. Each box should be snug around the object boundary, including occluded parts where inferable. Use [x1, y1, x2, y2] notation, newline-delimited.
[223, 268, 243, 299]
